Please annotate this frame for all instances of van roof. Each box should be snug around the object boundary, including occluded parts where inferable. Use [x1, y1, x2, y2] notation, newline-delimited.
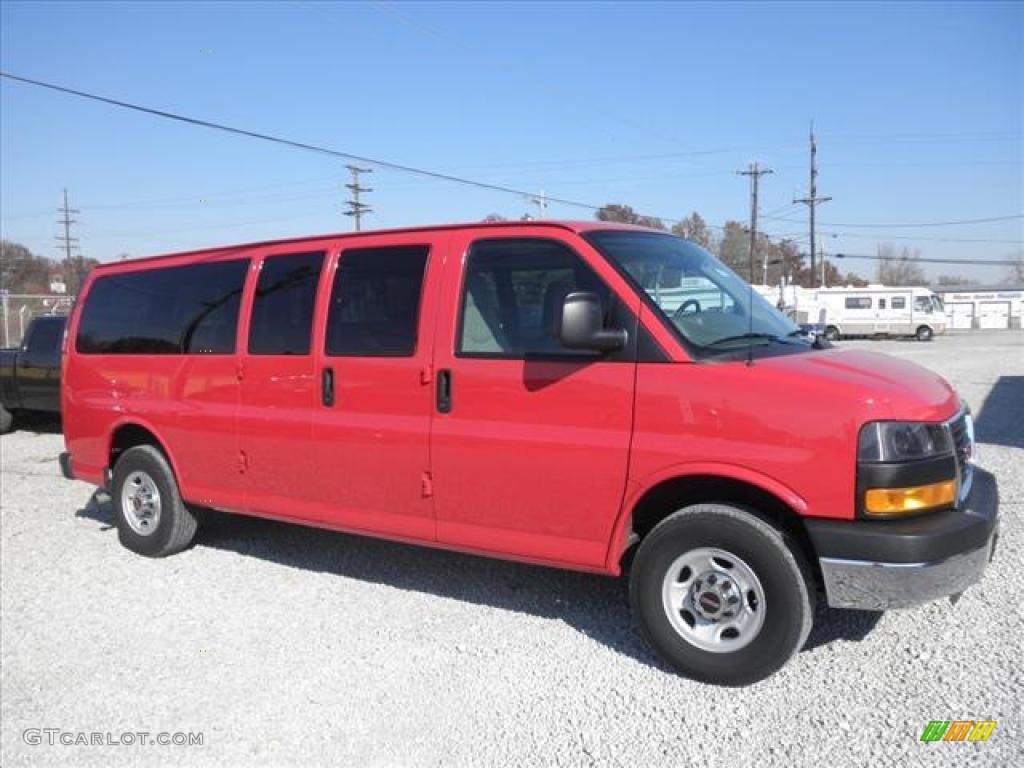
[93, 219, 658, 271]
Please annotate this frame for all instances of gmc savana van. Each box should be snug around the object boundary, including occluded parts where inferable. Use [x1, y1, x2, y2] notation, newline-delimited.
[61, 221, 998, 685]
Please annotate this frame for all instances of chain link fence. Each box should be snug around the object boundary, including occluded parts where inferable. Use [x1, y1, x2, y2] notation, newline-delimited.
[0, 293, 75, 348]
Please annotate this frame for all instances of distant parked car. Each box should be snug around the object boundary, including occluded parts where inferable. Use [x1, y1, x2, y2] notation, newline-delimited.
[0, 315, 66, 433]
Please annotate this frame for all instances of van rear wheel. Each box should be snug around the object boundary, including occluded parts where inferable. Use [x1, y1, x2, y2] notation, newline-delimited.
[629, 503, 814, 686]
[111, 445, 197, 557]
[823, 326, 840, 342]
[0, 404, 13, 434]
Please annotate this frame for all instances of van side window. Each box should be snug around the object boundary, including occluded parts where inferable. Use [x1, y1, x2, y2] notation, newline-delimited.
[892, 297, 906, 310]
[845, 297, 871, 309]
[458, 238, 609, 358]
[76, 260, 249, 354]
[248, 252, 325, 355]
[325, 245, 429, 357]
[879, 298, 886, 310]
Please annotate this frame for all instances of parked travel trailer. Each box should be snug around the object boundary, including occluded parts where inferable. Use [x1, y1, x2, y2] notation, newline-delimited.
[757, 285, 947, 341]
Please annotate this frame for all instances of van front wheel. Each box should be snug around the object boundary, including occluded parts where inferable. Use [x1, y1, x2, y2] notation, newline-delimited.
[629, 503, 814, 686]
[111, 445, 197, 557]
[916, 325, 933, 341]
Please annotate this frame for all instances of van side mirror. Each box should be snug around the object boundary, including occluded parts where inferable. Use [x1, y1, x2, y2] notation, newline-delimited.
[558, 292, 628, 352]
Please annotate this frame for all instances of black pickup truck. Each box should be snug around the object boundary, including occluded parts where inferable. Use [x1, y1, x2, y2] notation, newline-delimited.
[0, 315, 66, 433]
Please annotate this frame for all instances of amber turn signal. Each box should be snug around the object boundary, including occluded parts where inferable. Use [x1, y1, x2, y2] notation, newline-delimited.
[864, 480, 957, 516]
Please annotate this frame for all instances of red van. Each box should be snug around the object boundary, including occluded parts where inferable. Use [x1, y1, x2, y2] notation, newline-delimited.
[60, 221, 997, 684]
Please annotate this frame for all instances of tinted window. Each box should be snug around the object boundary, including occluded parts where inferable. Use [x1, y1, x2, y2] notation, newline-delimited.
[458, 239, 609, 358]
[77, 260, 248, 354]
[914, 296, 931, 312]
[845, 297, 871, 309]
[892, 296, 906, 310]
[26, 318, 63, 354]
[879, 298, 886, 310]
[325, 246, 429, 357]
[248, 252, 324, 355]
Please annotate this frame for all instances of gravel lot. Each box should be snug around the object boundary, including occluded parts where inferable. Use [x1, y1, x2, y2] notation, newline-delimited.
[2, 331, 1021, 767]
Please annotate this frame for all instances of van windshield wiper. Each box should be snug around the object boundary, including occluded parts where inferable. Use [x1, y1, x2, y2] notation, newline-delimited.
[705, 332, 779, 348]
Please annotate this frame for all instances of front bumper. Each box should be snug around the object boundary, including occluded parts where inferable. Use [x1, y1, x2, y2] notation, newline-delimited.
[806, 468, 998, 611]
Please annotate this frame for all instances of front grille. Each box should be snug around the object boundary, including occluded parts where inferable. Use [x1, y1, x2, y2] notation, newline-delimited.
[949, 410, 974, 500]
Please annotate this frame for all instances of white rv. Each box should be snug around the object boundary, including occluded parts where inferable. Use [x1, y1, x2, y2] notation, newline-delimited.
[802, 286, 947, 341]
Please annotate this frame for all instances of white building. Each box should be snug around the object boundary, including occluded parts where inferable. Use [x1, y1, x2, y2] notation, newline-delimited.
[932, 285, 1024, 330]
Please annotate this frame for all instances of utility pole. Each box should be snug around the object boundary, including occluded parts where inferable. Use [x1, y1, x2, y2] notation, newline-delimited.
[55, 188, 82, 294]
[794, 123, 831, 285]
[737, 162, 773, 284]
[344, 165, 373, 231]
[529, 190, 548, 219]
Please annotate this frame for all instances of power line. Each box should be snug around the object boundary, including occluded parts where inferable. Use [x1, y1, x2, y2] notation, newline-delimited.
[764, 213, 1023, 228]
[0, 71, 687, 226]
[834, 253, 1019, 266]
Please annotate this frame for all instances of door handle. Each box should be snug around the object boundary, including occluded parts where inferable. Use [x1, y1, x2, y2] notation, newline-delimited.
[436, 369, 452, 414]
[322, 367, 335, 407]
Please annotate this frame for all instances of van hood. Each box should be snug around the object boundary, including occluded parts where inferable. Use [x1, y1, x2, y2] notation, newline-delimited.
[758, 347, 960, 422]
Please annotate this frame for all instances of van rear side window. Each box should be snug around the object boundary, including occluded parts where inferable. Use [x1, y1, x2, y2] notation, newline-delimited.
[76, 260, 249, 354]
[248, 252, 325, 356]
[325, 245, 429, 357]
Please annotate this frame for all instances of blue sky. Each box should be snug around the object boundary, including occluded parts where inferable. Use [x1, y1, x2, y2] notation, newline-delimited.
[1, 0, 1021, 282]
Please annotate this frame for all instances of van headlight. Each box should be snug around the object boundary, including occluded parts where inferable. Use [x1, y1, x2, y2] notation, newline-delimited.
[857, 421, 957, 517]
[857, 422, 953, 463]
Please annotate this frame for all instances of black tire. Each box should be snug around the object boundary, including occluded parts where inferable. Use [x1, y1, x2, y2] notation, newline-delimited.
[916, 325, 933, 342]
[111, 445, 197, 557]
[823, 325, 840, 342]
[0, 404, 13, 434]
[629, 503, 814, 686]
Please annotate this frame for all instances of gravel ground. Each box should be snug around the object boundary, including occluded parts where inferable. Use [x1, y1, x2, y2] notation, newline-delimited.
[1, 331, 1021, 767]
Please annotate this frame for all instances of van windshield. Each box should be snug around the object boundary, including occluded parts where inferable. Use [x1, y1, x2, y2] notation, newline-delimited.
[585, 230, 802, 356]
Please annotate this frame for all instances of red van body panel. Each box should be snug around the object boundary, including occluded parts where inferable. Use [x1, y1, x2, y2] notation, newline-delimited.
[62, 221, 962, 577]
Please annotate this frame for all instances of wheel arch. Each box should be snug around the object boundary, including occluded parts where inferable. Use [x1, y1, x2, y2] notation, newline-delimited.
[608, 466, 820, 586]
[107, 419, 181, 483]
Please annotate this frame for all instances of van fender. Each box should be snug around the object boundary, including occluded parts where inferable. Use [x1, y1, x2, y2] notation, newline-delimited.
[105, 415, 184, 485]
[605, 461, 809, 573]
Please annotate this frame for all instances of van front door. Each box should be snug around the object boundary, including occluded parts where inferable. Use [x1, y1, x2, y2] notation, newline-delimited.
[307, 234, 443, 540]
[430, 231, 637, 569]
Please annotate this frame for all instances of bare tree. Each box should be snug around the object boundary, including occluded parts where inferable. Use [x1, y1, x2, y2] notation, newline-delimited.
[671, 212, 714, 249]
[935, 274, 977, 287]
[876, 244, 926, 286]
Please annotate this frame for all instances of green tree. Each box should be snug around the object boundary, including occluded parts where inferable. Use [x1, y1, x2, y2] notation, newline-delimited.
[1, 240, 53, 293]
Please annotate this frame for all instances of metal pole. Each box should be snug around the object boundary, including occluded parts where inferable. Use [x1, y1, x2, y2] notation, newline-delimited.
[2, 293, 9, 347]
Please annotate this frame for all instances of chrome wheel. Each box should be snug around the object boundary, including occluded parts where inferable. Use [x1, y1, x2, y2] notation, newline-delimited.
[661, 547, 766, 653]
[120, 470, 162, 536]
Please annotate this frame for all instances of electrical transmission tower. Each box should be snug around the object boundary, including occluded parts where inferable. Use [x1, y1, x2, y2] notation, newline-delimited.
[737, 163, 773, 284]
[55, 188, 83, 294]
[793, 124, 831, 283]
[344, 165, 373, 231]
